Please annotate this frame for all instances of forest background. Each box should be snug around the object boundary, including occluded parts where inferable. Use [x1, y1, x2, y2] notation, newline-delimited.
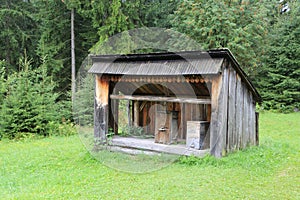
[0, 0, 299, 139]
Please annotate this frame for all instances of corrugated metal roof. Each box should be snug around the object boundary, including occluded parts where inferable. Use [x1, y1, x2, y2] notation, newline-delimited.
[88, 58, 224, 75]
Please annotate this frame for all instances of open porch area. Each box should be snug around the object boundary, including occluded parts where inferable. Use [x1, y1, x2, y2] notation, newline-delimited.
[108, 136, 209, 157]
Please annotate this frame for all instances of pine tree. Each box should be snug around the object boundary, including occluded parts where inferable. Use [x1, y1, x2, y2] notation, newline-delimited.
[170, 0, 270, 75]
[33, 0, 71, 95]
[257, 1, 300, 111]
[0, 0, 38, 73]
[0, 56, 71, 139]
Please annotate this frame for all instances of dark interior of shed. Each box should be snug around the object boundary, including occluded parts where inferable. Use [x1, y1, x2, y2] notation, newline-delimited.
[107, 75, 211, 150]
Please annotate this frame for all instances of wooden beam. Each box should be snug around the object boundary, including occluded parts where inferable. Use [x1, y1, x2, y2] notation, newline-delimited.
[110, 95, 211, 105]
[94, 75, 109, 145]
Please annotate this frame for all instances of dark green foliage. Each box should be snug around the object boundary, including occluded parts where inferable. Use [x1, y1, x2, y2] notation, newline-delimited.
[0, 57, 72, 139]
[0, 64, 6, 106]
[73, 58, 94, 127]
[33, 0, 72, 95]
[140, 0, 180, 28]
[171, 0, 269, 75]
[0, 0, 38, 73]
[257, 1, 300, 112]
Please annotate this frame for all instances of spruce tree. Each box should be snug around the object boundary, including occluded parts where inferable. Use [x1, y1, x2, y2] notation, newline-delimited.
[257, 1, 300, 111]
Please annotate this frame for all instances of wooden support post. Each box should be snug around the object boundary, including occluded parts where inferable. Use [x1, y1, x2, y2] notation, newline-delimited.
[133, 101, 139, 127]
[179, 103, 184, 139]
[206, 104, 211, 122]
[255, 112, 259, 145]
[210, 67, 229, 158]
[109, 82, 118, 135]
[94, 75, 109, 146]
[127, 100, 131, 127]
[112, 99, 119, 135]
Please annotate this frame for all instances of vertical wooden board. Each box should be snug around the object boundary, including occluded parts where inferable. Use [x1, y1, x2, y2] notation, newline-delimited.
[249, 93, 256, 145]
[232, 70, 237, 150]
[142, 102, 148, 133]
[247, 90, 252, 145]
[242, 83, 249, 148]
[110, 99, 119, 135]
[108, 82, 114, 132]
[94, 75, 109, 145]
[227, 68, 236, 152]
[127, 100, 131, 127]
[248, 94, 254, 145]
[186, 104, 192, 122]
[179, 103, 185, 139]
[210, 76, 221, 157]
[206, 104, 211, 122]
[210, 66, 229, 158]
[173, 103, 182, 139]
[248, 93, 253, 145]
[246, 91, 251, 145]
[255, 112, 259, 145]
[199, 104, 204, 121]
[133, 101, 139, 127]
[241, 82, 246, 148]
[150, 102, 156, 135]
[190, 104, 195, 120]
[114, 100, 119, 135]
[219, 67, 229, 155]
[183, 103, 192, 139]
[195, 104, 201, 121]
[235, 74, 243, 150]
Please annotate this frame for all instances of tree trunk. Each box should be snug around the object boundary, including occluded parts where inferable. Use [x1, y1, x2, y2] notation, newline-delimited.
[71, 8, 76, 105]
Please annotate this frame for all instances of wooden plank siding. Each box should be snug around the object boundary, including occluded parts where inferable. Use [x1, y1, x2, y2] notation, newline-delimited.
[210, 66, 229, 157]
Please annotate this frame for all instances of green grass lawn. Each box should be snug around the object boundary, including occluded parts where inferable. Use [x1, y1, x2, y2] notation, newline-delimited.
[1, 112, 299, 199]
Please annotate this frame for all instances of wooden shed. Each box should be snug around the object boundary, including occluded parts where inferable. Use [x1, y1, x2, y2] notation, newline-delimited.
[89, 49, 261, 157]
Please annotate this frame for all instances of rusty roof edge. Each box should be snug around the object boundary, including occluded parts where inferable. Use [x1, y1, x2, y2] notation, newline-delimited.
[208, 48, 261, 102]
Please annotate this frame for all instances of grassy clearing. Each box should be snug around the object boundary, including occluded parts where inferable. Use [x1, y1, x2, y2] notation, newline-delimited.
[0, 112, 299, 199]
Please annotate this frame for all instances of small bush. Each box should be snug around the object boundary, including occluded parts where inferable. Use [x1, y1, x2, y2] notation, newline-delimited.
[178, 154, 220, 166]
[0, 57, 72, 139]
[47, 121, 77, 137]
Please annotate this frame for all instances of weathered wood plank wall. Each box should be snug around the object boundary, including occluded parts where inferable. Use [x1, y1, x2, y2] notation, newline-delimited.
[209, 63, 258, 156]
